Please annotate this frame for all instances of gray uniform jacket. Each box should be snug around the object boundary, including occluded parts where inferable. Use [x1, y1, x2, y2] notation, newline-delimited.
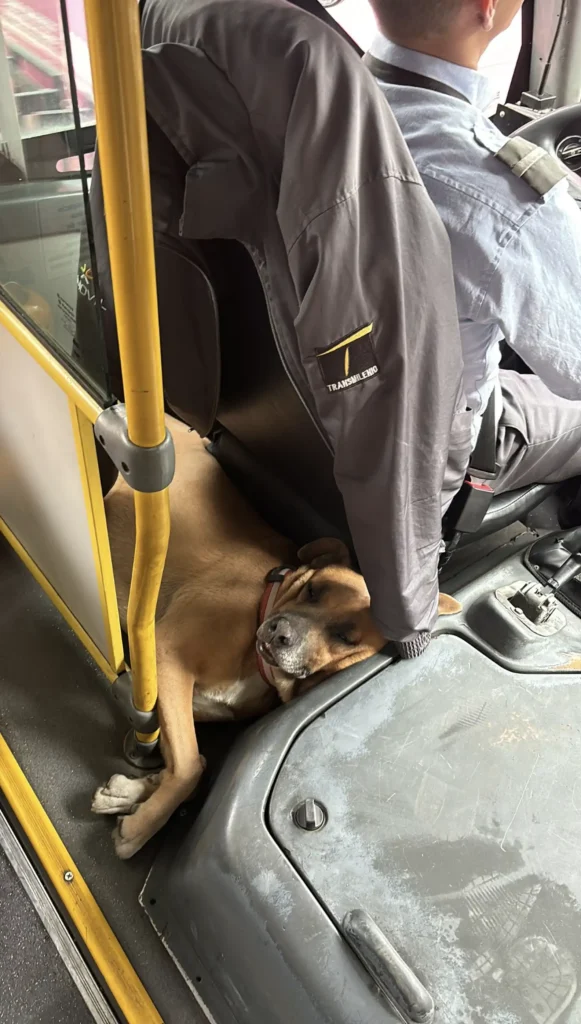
[91, 0, 473, 654]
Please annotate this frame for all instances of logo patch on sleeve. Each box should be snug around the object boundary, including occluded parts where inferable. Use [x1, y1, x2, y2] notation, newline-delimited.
[316, 324, 378, 392]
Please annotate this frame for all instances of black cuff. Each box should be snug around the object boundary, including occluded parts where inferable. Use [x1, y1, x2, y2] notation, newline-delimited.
[395, 631, 431, 659]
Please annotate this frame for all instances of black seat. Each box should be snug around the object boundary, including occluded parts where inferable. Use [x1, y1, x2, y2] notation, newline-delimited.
[153, 225, 351, 547]
[97, 177, 555, 558]
[86, 0, 556, 552]
[152, 219, 554, 551]
[149, 2, 555, 553]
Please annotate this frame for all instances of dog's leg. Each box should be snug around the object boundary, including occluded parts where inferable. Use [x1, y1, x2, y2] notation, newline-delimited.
[108, 630, 205, 859]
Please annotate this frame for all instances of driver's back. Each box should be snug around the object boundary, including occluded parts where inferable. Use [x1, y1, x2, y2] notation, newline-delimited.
[368, 34, 581, 420]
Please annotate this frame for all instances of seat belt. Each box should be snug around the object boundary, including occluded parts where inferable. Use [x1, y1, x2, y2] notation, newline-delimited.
[363, 54, 470, 105]
[444, 390, 497, 548]
[469, 386, 497, 480]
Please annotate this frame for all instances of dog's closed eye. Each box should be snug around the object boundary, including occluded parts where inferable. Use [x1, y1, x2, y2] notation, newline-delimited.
[331, 625, 358, 647]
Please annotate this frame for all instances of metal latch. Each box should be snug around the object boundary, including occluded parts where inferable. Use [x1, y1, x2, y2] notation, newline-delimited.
[509, 580, 558, 625]
[496, 581, 566, 636]
[343, 910, 434, 1023]
[95, 403, 175, 492]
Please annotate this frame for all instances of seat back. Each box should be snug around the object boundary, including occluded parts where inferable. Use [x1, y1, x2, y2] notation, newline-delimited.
[141, 106, 348, 542]
[81, 0, 555, 554]
[155, 228, 349, 544]
[142, 0, 355, 545]
[199, 238, 349, 541]
[77, 98, 348, 543]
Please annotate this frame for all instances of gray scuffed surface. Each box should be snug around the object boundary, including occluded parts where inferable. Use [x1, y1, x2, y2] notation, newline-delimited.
[252, 868, 295, 921]
[0, 845, 93, 1024]
[270, 635, 581, 1024]
[142, 545, 581, 1024]
[451, 553, 581, 673]
[0, 537, 205, 1023]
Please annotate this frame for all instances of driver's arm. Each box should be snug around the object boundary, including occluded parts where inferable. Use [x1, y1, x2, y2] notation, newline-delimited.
[288, 170, 472, 654]
[480, 180, 581, 399]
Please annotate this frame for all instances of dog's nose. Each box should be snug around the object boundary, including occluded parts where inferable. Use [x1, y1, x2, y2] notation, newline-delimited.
[265, 615, 296, 649]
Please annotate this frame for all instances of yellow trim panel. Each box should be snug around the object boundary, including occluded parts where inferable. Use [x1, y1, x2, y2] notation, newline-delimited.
[0, 299, 102, 424]
[0, 734, 163, 1024]
[317, 323, 373, 358]
[69, 400, 125, 675]
[0, 516, 117, 683]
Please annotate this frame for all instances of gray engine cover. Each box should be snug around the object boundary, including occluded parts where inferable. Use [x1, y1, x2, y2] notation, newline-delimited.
[270, 633, 581, 1024]
[143, 548, 581, 1024]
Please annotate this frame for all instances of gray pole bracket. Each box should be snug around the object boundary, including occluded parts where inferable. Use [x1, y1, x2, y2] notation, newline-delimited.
[94, 403, 175, 492]
[110, 671, 159, 732]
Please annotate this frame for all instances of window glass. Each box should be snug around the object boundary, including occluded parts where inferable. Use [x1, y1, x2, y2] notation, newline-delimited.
[0, 0, 110, 401]
[323, 0, 377, 50]
[0, 0, 94, 136]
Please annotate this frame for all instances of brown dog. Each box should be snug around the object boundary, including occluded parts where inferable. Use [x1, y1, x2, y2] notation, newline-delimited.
[93, 417, 458, 857]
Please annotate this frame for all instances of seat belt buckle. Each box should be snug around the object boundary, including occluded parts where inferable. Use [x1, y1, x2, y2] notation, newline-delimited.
[467, 463, 497, 482]
[448, 475, 495, 535]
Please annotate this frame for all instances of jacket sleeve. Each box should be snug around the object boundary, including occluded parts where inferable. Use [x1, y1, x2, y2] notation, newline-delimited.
[287, 171, 472, 652]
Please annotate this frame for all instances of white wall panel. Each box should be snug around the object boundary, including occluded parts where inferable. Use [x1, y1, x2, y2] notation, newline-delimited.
[0, 321, 109, 658]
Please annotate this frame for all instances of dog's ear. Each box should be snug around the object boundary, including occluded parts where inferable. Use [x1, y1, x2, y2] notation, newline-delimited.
[297, 538, 351, 569]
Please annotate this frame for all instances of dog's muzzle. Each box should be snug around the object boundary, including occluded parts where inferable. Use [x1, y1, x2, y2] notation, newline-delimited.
[256, 614, 311, 679]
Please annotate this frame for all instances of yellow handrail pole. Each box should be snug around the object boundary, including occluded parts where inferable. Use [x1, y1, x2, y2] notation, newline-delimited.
[83, 0, 169, 732]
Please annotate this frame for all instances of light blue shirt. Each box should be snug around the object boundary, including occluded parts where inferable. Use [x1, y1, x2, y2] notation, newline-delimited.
[369, 36, 581, 430]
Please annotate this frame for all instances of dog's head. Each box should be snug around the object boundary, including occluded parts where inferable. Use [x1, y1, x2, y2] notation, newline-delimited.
[256, 538, 385, 702]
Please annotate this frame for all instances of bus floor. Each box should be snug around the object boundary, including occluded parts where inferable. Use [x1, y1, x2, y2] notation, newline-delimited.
[0, 843, 94, 1024]
[0, 505, 555, 1023]
[0, 535, 208, 1024]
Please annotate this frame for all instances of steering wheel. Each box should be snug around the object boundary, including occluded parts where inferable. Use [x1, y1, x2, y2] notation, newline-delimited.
[510, 102, 581, 177]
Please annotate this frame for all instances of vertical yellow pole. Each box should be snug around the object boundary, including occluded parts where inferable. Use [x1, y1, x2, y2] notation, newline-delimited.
[83, 0, 169, 732]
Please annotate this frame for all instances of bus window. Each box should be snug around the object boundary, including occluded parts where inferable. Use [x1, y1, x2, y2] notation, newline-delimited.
[0, 0, 107, 399]
[0, 0, 93, 137]
[321, 0, 377, 50]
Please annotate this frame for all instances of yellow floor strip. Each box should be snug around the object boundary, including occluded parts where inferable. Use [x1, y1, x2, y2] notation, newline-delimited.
[0, 734, 163, 1024]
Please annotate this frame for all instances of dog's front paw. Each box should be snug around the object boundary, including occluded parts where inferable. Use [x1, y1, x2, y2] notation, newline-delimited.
[91, 773, 160, 816]
[111, 757, 207, 858]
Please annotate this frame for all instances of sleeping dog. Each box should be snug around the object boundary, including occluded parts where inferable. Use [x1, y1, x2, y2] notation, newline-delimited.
[93, 416, 457, 857]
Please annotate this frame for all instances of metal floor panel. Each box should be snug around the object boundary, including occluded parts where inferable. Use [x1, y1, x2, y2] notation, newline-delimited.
[0, 845, 93, 1024]
[141, 532, 581, 1024]
[0, 537, 205, 1024]
[270, 634, 581, 1023]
